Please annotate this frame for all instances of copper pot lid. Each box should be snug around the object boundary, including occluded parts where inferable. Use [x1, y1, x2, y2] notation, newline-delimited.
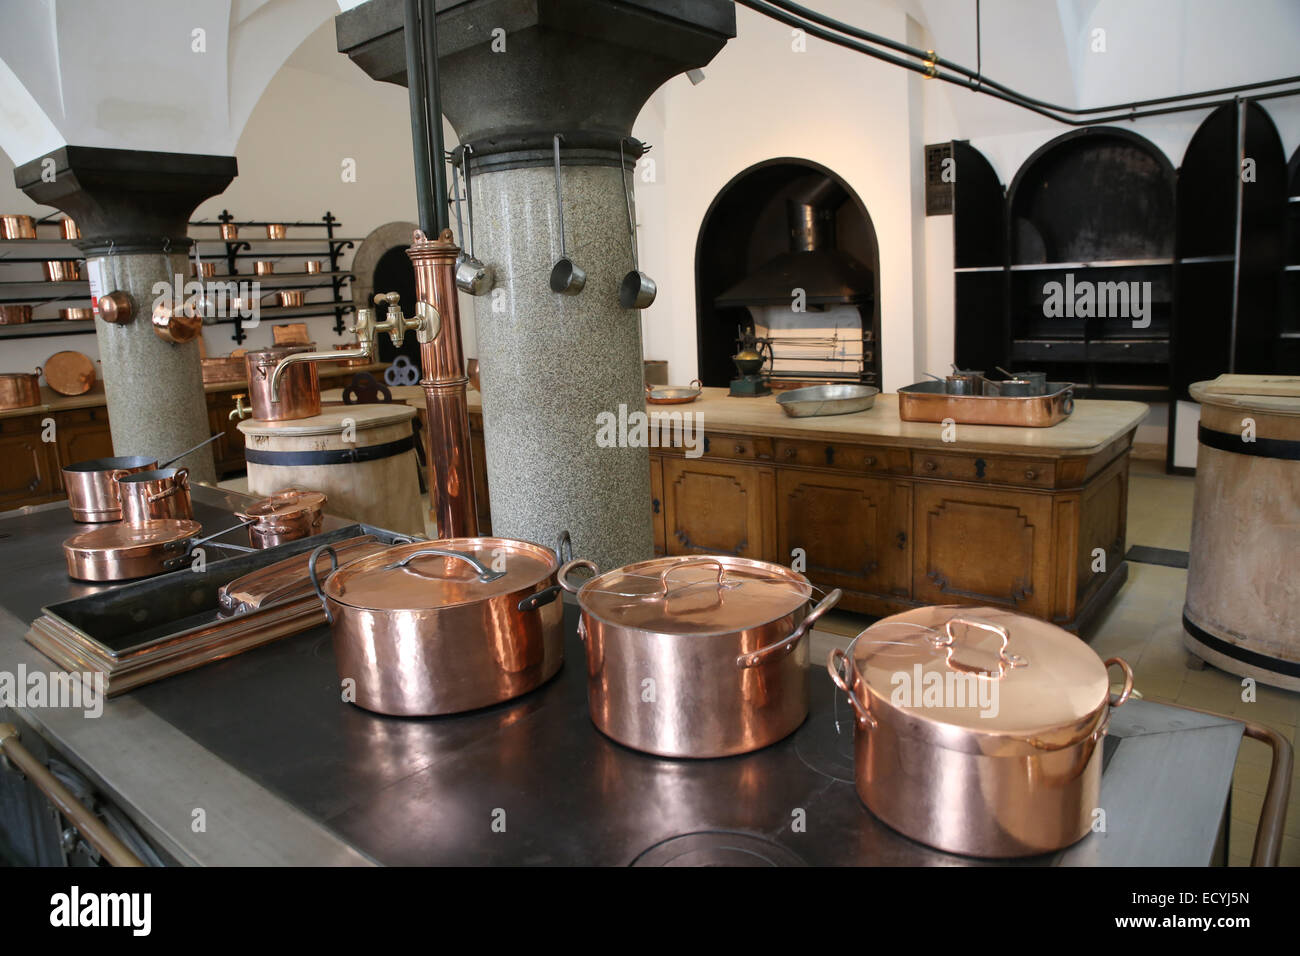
[237, 488, 327, 520]
[44, 350, 96, 396]
[847, 605, 1111, 744]
[574, 556, 813, 637]
[325, 537, 558, 611]
[63, 519, 201, 558]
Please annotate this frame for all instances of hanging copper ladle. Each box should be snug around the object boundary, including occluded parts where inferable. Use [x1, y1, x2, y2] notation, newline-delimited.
[548, 134, 586, 295]
[617, 138, 656, 309]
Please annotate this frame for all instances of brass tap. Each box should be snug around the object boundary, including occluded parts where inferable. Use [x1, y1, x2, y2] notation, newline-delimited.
[230, 393, 251, 420]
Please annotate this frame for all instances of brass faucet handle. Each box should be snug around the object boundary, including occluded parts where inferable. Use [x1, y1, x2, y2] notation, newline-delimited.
[373, 292, 401, 307]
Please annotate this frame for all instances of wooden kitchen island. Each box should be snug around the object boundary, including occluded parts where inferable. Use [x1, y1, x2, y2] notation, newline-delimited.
[628, 388, 1146, 631]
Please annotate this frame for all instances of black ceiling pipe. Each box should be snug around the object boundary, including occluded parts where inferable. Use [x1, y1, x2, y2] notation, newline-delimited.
[419, 0, 450, 235]
[402, 0, 449, 236]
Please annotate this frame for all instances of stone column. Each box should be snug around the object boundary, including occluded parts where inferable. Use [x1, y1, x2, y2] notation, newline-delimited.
[337, 0, 734, 570]
[16, 147, 236, 482]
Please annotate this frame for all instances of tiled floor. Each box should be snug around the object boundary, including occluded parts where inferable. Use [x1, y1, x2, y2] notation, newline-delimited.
[810, 458, 1299, 867]
[226, 459, 1297, 866]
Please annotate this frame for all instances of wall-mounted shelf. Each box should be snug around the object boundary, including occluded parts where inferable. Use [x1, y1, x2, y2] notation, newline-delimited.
[0, 319, 96, 340]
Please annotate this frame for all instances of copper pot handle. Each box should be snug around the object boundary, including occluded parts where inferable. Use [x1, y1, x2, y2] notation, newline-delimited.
[939, 617, 1028, 679]
[147, 468, 189, 502]
[558, 558, 599, 593]
[308, 545, 339, 624]
[651, 557, 730, 598]
[382, 547, 506, 583]
[826, 647, 876, 729]
[1105, 656, 1134, 707]
[738, 588, 842, 668]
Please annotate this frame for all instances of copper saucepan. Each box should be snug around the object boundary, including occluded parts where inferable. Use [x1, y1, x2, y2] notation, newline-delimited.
[0, 371, 42, 411]
[43, 260, 81, 282]
[827, 604, 1134, 858]
[309, 535, 567, 716]
[62, 518, 255, 582]
[235, 488, 326, 548]
[0, 305, 33, 324]
[117, 468, 192, 523]
[559, 554, 842, 758]
[62, 455, 158, 522]
[1, 214, 37, 239]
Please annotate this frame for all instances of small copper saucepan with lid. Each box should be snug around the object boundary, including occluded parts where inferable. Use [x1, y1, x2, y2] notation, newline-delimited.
[62, 456, 159, 522]
[559, 554, 842, 758]
[235, 488, 327, 548]
[827, 604, 1134, 858]
[117, 468, 192, 523]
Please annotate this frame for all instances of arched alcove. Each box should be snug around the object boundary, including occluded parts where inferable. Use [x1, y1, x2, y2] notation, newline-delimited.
[694, 159, 879, 389]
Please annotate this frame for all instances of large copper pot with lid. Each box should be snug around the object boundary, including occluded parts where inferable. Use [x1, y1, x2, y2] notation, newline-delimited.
[827, 604, 1134, 858]
[309, 536, 566, 716]
[558, 555, 842, 758]
[245, 346, 320, 421]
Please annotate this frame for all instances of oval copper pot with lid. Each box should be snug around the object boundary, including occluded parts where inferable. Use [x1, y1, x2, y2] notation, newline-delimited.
[827, 604, 1133, 858]
[235, 488, 327, 548]
[559, 555, 842, 758]
[309, 537, 565, 716]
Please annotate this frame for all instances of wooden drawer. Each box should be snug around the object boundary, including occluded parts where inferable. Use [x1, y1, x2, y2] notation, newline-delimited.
[773, 438, 904, 474]
[699, 432, 773, 463]
[913, 451, 1056, 488]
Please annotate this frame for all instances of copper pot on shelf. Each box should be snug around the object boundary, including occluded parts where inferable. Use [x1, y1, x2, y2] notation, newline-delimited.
[219, 223, 238, 240]
[244, 346, 320, 421]
[253, 260, 275, 276]
[0, 371, 42, 411]
[234, 488, 326, 549]
[60, 307, 93, 321]
[117, 468, 192, 523]
[62, 455, 158, 522]
[1, 215, 36, 240]
[303, 260, 322, 275]
[308, 536, 565, 716]
[827, 604, 1134, 858]
[0, 305, 33, 324]
[277, 289, 306, 308]
[266, 224, 287, 240]
[192, 261, 216, 279]
[59, 218, 80, 240]
[558, 554, 842, 758]
[43, 260, 81, 282]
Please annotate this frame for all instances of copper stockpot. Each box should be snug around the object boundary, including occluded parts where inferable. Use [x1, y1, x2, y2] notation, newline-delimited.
[43, 260, 81, 282]
[559, 555, 842, 758]
[63, 519, 202, 582]
[117, 468, 192, 523]
[245, 346, 320, 421]
[0, 305, 33, 324]
[60, 307, 94, 321]
[827, 605, 1134, 858]
[235, 488, 326, 548]
[62, 455, 158, 522]
[309, 537, 565, 716]
[0, 372, 42, 411]
[1, 214, 36, 239]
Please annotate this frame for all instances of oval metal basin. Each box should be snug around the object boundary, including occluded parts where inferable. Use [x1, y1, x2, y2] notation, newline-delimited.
[776, 384, 880, 418]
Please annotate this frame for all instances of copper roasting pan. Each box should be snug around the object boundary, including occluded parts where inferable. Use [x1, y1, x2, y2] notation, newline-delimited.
[898, 380, 1075, 427]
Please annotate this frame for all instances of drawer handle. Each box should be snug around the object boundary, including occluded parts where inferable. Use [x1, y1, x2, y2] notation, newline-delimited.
[784, 447, 797, 459]
[824, 446, 835, 465]
[734, 443, 745, 454]
[864, 456, 876, 467]
[923, 460, 937, 472]
[1025, 469, 1037, 480]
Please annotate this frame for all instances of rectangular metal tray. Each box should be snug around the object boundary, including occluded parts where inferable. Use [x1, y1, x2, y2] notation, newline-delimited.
[897, 381, 1075, 427]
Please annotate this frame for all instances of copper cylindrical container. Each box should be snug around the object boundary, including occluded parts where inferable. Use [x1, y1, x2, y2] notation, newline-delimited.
[828, 604, 1133, 858]
[266, 224, 287, 240]
[235, 488, 326, 548]
[254, 260, 275, 276]
[304, 260, 322, 274]
[1, 214, 36, 239]
[0, 305, 33, 324]
[44, 260, 81, 281]
[409, 228, 478, 537]
[60, 218, 80, 240]
[192, 261, 216, 279]
[118, 468, 193, 523]
[277, 290, 306, 307]
[0, 372, 42, 411]
[60, 307, 93, 321]
[62, 455, 158, 522]
[560, 555, 840, 757]
[245, 347, 320, 421]
[311, 537, 564, 716]
[219, 223, 238, 240]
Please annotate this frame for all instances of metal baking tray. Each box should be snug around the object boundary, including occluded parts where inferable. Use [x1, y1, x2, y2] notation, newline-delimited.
[776, 384, 879, 418]
[898, 380, 1075, 427]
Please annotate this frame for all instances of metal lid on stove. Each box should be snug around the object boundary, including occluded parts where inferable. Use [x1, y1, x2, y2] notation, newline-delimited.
[573, 555, 812, 636]
[237, 488, 327, 519]
[324, 537, 558, 611]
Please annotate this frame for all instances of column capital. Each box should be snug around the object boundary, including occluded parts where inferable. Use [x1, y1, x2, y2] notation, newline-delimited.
[15, 146, 237, 255]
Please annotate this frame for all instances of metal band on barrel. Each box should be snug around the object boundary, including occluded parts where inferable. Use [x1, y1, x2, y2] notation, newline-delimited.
[1197, 424, 1300, 461]
[243, 436, 415, 467]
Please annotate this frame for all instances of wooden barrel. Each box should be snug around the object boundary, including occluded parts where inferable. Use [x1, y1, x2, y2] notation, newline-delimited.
[1184, 376, 1300, 691]
[237, 404, 425, 536]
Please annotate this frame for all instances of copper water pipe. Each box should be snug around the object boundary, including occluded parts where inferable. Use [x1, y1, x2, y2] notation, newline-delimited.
[409, 227, 478, 537]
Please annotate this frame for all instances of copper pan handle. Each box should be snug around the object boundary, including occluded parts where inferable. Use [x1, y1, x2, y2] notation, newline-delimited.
[308, 544, 339, 624]
[940, 617, 1027, 679]
[738, 588, 842, 668]
[826, 647, 875, 729]
[1105, 657, 1133, 706]
[558, 558, 599, 593]
[652, 557, 729, 598]
[383, 547, 505, 583]
[0, 723, 144, 867]
[147, 468, 188, 502]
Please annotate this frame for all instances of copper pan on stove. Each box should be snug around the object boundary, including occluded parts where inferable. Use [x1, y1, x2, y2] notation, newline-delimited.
[117, 468, 192, 523]
[63, 519, 203, 581]
[62, 456, 158, 522]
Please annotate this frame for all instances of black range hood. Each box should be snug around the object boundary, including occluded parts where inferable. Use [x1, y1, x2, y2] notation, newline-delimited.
[714, 179, 874, 309]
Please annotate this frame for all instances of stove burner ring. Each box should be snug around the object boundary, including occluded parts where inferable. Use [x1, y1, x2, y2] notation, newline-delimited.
[631, 830, 807, 867]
